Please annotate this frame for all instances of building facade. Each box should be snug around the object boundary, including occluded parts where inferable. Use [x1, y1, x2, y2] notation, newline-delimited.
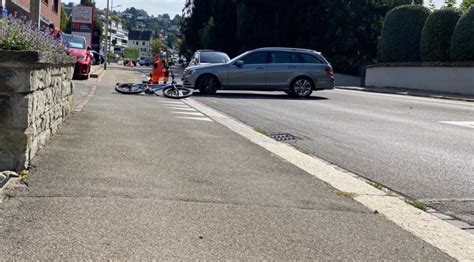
[128, 30, 153, 55]
[103, 19, 129, 56]
[1, 0, 61, 27]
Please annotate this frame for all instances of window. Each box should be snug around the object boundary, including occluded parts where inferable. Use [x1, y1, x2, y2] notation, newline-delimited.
[52, 0, 58, 13]
[42, 0, 48, 6]
[142, 41, 145, 46]
[269, 52, 291, 63]
[300, 54, 323, 64]
[241, 52, 267, 65]
[200, 52, 230, 63]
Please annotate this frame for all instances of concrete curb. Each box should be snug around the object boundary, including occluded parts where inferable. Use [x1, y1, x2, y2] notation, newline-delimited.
[183, 98, 474, 261]
[336, 86, 474, 102]
[90, 65, 105, 79]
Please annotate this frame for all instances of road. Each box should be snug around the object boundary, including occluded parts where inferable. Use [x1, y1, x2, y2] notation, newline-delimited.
[191, 87, 474, 225]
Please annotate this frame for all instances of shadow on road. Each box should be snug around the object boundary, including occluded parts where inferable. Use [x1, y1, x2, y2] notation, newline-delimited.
[194, 92, 329, 101]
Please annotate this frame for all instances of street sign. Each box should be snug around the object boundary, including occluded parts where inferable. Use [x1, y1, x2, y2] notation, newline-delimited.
[72, 6, 93, 47]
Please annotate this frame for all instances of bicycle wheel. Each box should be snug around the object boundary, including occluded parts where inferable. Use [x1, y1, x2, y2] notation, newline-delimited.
[162, 86, 193, 99]
[115, 83, 144, 94]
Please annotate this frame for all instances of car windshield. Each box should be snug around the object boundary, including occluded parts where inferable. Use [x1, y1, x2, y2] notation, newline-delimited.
[200, 52, 230, 63]
[63, 35, 85, 49]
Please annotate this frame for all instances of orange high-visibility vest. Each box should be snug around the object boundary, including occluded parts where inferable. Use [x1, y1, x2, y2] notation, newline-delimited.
[151, 60, 164, 83]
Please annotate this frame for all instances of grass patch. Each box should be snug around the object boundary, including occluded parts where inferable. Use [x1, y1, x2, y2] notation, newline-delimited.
[368, 182, 384, 190]
[19, 170, 29, 182]
[405, 200, 427, 211]
[254, 128, 269, 137]
[336, 191, 358, 198]
[296, 147, 312, 155]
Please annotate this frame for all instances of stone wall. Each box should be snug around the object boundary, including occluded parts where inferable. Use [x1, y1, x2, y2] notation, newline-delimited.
[0, 51, 75, 171]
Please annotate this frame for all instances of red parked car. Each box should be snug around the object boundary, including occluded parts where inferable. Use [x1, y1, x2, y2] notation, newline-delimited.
[63, 34, 92, 79]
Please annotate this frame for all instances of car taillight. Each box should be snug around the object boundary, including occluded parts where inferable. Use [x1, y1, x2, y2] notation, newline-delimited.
[325, 66, 334, 77]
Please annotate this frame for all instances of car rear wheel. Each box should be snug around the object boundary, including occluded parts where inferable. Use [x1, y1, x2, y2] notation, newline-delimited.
[197, 75, 219, 95]
[291, 77, 313, 98]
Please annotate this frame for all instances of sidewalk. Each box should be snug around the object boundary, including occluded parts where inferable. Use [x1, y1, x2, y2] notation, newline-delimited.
[0, 65, 457, 260]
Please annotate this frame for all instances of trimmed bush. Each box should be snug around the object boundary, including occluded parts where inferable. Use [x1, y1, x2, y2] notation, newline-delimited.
[421, 8, 462, 62]
[377, 5, 431, 62]
[450, 7, 474, 61]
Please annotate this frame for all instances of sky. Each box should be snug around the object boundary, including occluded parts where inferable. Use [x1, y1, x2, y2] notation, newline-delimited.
[66, 0, 456, 17]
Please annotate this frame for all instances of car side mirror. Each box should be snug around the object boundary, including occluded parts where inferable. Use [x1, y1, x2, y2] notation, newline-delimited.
[87, 46, 92, 51]
[235, 60, 244, 68]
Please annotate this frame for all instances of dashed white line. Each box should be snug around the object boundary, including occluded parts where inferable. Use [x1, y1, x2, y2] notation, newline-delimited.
[171, 111, 205, 116]
[160, 101, 185, 105]
[176, 116, 213, 122]
[165, 107, 197, 112]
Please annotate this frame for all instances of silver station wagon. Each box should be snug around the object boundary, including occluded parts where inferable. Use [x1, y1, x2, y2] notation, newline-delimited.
[182, 47, 335, 97]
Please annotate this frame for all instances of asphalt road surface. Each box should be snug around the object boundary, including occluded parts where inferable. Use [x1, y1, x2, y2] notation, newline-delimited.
[192, 88, 474, 225]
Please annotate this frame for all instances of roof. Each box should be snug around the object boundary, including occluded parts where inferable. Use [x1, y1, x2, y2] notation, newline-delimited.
[254, 47, 321, 54]
[128, 30, 153, 41]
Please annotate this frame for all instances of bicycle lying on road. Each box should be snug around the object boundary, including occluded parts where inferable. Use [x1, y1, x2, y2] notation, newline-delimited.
[115, 70, 193, 99]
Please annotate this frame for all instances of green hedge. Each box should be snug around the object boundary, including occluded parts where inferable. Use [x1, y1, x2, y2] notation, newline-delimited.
[378, 5, 431, 62]
[450, 7, 474, 61]
[421, 8, 462, 62]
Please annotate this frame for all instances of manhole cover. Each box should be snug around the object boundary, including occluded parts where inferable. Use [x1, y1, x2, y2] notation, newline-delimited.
[271, 134, 297, 142]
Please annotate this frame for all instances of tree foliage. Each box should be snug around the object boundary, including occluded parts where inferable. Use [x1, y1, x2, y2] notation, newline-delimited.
[151, 38, 165, 54]
[450, 7, 474, 61]
[377, 5, 431, 62]
[421, 8, 462, 61]
[461, 0, 474, 11]
[60, 7, 69, 32]
[124, 48, 140, 59]
[180, 0, 424, 75]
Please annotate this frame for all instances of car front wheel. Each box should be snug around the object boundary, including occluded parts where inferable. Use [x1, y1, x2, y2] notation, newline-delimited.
[291, 77, 313, 98]
[197, 75, 219, 95]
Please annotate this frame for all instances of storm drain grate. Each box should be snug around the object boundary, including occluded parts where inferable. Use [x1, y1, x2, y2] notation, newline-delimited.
[0, 174, 8, 189]
[271, 134, 297, 142]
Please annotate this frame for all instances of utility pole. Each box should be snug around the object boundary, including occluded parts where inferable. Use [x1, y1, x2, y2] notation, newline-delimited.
[104, 0, 110, 70]
[29, 0, 41, 28]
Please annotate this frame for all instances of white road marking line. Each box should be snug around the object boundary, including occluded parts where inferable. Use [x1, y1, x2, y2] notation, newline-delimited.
[171, 111, 205, 116]
[176, 116, 213, 122]
[165, 107, 197, 112]
[159, 101, 184, 105]
[165, 105, 191, 109]
[440, 121, 474, 129]
[183, 98, 474, 261]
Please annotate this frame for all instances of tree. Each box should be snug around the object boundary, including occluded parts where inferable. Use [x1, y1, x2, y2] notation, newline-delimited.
[428, 0, 436, 10]
[124, 48, 140, 59]
[166, 33, 177, 48]
[444, 0, 457, 7]
[450, 7, 474, 61]
[180, 0, 426, 74]
[151, 38, 165, 54]
[461, 0, 474, 11]
[377, 5, 431, 62]
[60, 7, 69, 32]
[421, 8, 462, 61]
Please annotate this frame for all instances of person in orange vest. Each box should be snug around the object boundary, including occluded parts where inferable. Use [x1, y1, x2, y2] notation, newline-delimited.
[151, 54, 164, 84]
[48, 23, 63, 42]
